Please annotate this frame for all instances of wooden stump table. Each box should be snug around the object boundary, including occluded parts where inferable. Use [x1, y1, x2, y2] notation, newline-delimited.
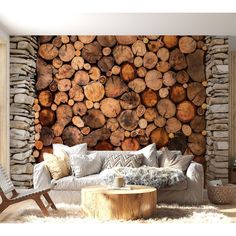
[81, 185, 157, 220]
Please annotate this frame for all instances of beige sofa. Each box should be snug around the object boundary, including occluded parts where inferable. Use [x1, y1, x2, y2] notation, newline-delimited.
[33, 150, 204, 205]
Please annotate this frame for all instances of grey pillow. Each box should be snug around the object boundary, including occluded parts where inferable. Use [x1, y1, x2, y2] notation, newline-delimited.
[103, 153, 143, 169]
[159, 147, 193, 172]
[157, 149, 181, 167]
[70, 152, 102, 178]
[132, 143, 158, 167]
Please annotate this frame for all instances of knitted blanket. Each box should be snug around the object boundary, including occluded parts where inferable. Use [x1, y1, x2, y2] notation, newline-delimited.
[99, 166, 187, 189]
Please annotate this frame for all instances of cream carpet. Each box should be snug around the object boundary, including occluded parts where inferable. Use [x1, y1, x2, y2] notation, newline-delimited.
[1, 203, 234, 223]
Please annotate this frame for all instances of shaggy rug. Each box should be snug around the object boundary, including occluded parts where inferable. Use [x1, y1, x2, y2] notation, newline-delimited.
[1, 203, 234, 223]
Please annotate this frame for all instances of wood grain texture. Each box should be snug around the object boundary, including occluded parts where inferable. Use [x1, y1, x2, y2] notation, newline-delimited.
[81, 185, 157, 220]
[35, 35, 206, 157]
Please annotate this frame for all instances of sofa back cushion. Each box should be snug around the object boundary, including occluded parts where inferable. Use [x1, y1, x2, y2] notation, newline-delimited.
[102, 153, 144, 169]
[70, 152, 102, 178]
[88, 143, 158, 167]
[157, 150, 182, 165]
[159, 147, 193, 172]
[53, 143, 87, 159]
[53, 143, 87, 173]
[131, 143, 158, 167]
[87, 150, 131, 163]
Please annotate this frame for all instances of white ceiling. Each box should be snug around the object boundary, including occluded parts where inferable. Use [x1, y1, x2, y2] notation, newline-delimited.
[1, 13, 236, 35]
[0, 1, 236, 35]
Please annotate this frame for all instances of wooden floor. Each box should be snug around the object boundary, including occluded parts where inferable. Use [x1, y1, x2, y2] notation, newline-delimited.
[0, 200, 33, 222]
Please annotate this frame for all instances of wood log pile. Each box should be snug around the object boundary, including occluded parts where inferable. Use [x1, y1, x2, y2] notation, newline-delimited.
[35, 35, 207, 162]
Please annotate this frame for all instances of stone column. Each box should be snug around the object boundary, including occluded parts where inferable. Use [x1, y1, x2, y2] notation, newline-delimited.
[10, 36, 38, 188]
[205, 36, 229, 183]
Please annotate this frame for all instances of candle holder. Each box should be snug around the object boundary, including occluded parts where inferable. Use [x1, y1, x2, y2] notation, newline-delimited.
[113, 176, 125, 188]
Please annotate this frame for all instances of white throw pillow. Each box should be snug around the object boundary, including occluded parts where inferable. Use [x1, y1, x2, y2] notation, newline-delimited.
[53, 143, 87, 159]
[132, 143, 158, 167]
[70, 153, 102, 178]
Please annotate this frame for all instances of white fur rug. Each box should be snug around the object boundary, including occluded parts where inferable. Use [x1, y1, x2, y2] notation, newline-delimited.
[1, 203, 234, 223]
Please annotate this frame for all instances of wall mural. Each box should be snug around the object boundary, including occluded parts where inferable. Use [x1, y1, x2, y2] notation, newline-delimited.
[34, 35, 207, 162]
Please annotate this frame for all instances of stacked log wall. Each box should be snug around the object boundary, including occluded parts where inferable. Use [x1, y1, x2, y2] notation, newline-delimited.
[34, 35, 208, 163]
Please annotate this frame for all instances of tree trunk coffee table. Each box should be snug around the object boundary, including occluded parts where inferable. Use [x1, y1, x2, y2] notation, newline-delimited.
[81, 185, 157, 220]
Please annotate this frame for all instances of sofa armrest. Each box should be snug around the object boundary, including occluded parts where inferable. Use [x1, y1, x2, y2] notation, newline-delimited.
[33, 162, 52, 189]
[186, 161, 204, 183]
[185, 161, 204, 204]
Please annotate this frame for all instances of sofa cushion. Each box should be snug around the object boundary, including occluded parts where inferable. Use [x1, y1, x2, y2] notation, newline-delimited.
[70, 152, 102, 178]
[102, 153, 143, 169]
[159, 178, 188, 191]
[132, 143, 158, 167]
[51, 174, 102, 191]
[51, 148, 70, 171]
[159, 147, 194, 172]
[53, 143, 87, 160]
[157, 150, 181, 166]
[159, 147, 177, 167]
[87, 150, 131, 163]
[43, 153, 70, 180]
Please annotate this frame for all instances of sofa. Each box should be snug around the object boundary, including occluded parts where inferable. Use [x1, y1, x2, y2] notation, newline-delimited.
[33, 149, 204, 205]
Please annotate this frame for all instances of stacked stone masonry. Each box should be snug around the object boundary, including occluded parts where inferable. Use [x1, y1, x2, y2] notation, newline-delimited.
[205, 36, 229, 183]
[10, 36, 38, 188]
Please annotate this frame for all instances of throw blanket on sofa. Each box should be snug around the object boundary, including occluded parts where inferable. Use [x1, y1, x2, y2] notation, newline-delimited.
[99, 166, 187, 189]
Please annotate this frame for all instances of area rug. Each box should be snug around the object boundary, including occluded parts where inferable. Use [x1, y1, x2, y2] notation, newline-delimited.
[1, 203, 234, 223]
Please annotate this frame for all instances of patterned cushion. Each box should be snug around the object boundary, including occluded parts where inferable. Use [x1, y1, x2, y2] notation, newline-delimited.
[102, 153, 143, 169]
[99, 166, 187, 189]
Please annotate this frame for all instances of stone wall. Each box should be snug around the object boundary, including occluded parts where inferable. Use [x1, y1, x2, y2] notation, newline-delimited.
[205, 36, 229, 183]
[9, 36, 38, 188]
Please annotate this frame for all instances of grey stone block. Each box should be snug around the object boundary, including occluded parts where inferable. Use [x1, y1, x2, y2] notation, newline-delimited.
[14, 93, 34, 105]
[18, 41, 35, 56]
[10, 163, 34, 175]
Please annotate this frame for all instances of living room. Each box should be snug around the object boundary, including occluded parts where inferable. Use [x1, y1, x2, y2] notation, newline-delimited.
[1, 0, 236, 234]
